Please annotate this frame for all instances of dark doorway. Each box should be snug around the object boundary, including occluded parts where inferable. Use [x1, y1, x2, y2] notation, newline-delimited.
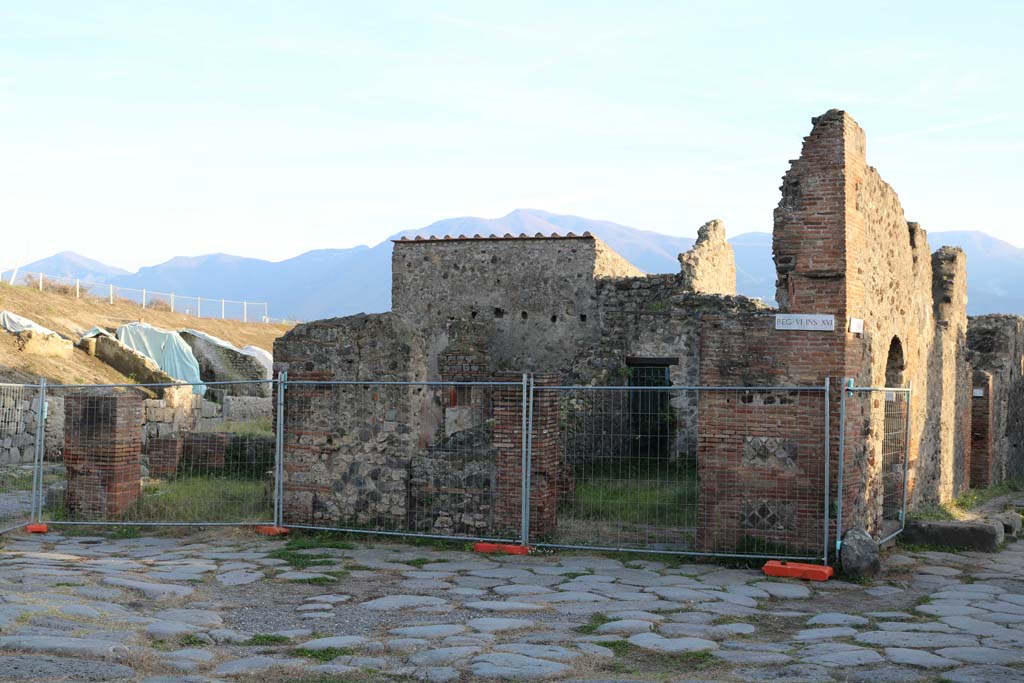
[882, 336, 908, 524]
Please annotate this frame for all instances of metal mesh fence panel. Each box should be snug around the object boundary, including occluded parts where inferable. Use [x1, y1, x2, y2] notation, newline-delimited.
[281, 381, 526, 543]
[532, 385, 829, 560]
[40, 380, 276, 526]
[0, 384, 42, 533]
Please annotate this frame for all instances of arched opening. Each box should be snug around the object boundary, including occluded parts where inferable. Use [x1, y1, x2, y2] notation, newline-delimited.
[882, 335, 907, 526]
[885, 336, 905, 388]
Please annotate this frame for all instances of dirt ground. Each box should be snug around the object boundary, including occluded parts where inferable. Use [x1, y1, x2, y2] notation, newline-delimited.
[0, 282, 292, 385]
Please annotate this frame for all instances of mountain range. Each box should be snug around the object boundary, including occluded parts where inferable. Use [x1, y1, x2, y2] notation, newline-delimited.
[4, 209, 1021, 320]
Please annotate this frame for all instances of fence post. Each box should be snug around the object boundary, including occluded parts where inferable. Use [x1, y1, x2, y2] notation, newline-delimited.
[30, 377, 47, 523]
[274, 371, 287, 528]
[170, 293, 175, 312]
[835, 378, 850, 557]
[197, 298, 202, 318]
[38, 273, 43, 291]
[75, 279, 80, 298]
[243, 301, 247, 323]
[520, 374, 534, 547]
[899, 382, 913, 532]
[142, 289, 146, 309]
[823, 377, 831, 565]
[221, 299, 225, 319]
[109, 284, 114, 304]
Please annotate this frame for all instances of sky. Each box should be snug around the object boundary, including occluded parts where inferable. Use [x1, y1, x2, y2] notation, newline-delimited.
[1, 1, 1021, 271]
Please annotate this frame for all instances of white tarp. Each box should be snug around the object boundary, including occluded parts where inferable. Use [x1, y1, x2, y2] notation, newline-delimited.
[241, 345, 273, 376]
[0, 310, 59, 338]
[181, 328, 272, 379]
[116, 322, 205, 395]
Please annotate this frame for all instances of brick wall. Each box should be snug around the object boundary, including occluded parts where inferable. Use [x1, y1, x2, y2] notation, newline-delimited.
[147, 435, 183, 478]
[64, 394, 143, 519]
[971, 371, 994, 487]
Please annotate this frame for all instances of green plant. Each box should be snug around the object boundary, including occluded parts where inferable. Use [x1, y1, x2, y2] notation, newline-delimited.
[245, 634, 291, 646]
[574, 613, 612, 634]
[127, 477, 269, 523]
[293, 646, 355, 662]
[179, 634, 205, 647]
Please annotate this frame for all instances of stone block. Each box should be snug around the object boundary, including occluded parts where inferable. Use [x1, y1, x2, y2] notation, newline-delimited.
[990, 511, 1022, 538]
[902, 519, 1004, 552]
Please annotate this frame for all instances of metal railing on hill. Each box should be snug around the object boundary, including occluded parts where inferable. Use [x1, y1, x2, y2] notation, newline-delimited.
[0, 269, 296, 324]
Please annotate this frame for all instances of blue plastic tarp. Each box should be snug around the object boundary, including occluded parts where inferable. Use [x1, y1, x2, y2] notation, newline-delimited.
[116, 322, 205, 395]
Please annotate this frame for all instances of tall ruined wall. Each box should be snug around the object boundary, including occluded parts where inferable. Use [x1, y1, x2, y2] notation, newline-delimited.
[273, 314, 435, 528]
[678, 220, 737, 295]
[391, 235, 643, 374]
[967, 315, 1024, 483]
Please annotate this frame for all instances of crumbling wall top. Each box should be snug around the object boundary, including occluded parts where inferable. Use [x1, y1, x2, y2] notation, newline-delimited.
[678, 219, 737, 295]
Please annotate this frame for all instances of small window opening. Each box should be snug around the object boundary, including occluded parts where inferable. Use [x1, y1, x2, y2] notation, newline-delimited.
[521, 311, 528, 320]
[550, 314, 558, 323]
[494, 307, 505, 318]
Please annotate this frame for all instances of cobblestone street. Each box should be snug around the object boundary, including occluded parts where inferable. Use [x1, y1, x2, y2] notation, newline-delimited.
[1, 530, 1023, 682]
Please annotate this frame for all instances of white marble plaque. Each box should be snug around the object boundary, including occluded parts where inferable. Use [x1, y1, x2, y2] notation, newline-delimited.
[774, 314, 836, 331]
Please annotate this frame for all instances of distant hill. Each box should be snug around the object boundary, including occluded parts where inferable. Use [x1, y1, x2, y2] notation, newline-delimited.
[10, 210, 1022, 319]
[2, 251, 128, 284]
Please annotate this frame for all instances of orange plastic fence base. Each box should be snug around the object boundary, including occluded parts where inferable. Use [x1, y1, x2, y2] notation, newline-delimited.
[473, 542, 530, 555]
[26, 524, 49, 534]
[254, 526, 290, 536]
[762, 560, 833, 582]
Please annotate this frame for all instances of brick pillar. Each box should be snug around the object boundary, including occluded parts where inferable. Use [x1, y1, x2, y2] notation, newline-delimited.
[64, 393, 143, 518]
[970, 371, 994, 487]
[527, 375, 561, 538]
[147, 435, 183, 478]
[492, 373, 525, 536]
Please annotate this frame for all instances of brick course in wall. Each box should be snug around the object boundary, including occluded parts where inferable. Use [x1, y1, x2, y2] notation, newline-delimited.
[147, 435, 183, 478]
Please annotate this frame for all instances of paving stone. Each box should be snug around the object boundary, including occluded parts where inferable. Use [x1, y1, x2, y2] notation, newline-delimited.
[213, 655, 300, 676]
[272, 628, 313, 639]
[414, 666, 460, 682]
[101, 577, 193, 599]
[360, 595, 448, 610]
[470, 652, 571, 680]
[713, 649, 793, 664]
[606, 610, 665, 622]
[866, 585, 905, 597]
[297, 603, 333, 612]
[915, 601, 984, 617]
[277, 571, 334, 581]
[444, 634, 496, 646]
[0, 635, 132, 660]
[306, 593, 351, 604]
[494, 643, 581, 662]
[595, 619, 653, 635]
[801, 645, 884, 666]
[154, 609, 223, 627]
[466, 617, 535, 633]
[298, 635, 368, 650]
[884, 647, 959, 668]
[934, 646, 1022, 664]
[941, 665, 1024, 683]
[386, 638, 430, 653]
[494, 584, 555, 596]
[216, 570, 263, 585]
[146, 620, 205, 639]
[465, 600, 546, 612]
[855, 631, 979, 648]
[752, 581, 812, 599]
[0, 654, 135, 681]
[794, 627, 858, 641]
[409, 646, 480, 665]
[876, 621, 957, 632]
[531, 591, 609, 603]
[166, 648, 216, 662]
[576, 642, 615, 658]
[390, 624, 466, 639]
[646, 586, 714, 602]
[806, 612, 869, 626]
[627, 632, 718, 653]
[735, 663, 833, 683]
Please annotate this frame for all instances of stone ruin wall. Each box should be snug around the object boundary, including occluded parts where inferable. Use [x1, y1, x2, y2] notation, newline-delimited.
[392, 235, 642, 375]
[678, 219, 737, 296]
[967, 315, 1024, 484]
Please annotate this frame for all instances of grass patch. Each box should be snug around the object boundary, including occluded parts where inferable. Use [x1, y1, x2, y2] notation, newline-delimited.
[598, 640, 715, 670]
[0, 466, 35, 491]
[898, 541, 971, 553]
[53, 582, 83, 588]
[568, 461, 696, 528]
[281, 532, 356, 551]
[121, 476, 269, 523]
[955, 480, 1023, 510]
[405, 557, 438, 568]
[244, 634, 291, 646]
[179, 634, 206, 647]
[267, 549, 336, 570]
[292, 646, 355, 662]
[287, 576, 338, 585]
[574, 613, 612, 634]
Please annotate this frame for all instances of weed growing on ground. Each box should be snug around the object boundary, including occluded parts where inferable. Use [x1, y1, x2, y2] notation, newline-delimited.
[266, 548, 336, 570]
[280, 532, 356, 551]
[292, 646, 355, 662]
[574, 613, 612, 634]
[244, 634, 291, 646]
[179, 634, 206, 647]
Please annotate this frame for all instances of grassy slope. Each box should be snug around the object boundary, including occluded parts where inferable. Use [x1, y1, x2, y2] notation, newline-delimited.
[0, 282, 293, 385]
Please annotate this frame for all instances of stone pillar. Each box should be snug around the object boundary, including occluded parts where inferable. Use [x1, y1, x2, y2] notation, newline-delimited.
[64, 393, 143, 518]
[492, 373, 526, 536]
[971, 370, 994, 487]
